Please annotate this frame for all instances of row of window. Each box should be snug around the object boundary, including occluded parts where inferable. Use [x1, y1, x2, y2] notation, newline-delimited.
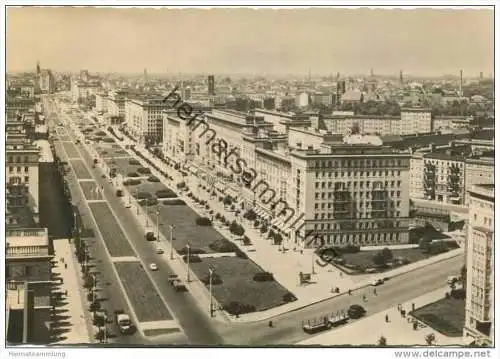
[315, 170, 402, 178]
[314, 180, 402, 189]
[312, 232, 402, 244]
[313, 159, 407, 169]
[312, 210, 401, 219]
[7, 166, 30, 173]
[314, 190, 401, 199]
[7, 155, 31, 163]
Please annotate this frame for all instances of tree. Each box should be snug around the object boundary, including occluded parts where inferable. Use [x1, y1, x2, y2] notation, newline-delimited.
[423, 162, 437, 200]
[461, 265, 467, 290]
[378, 336, 388, 347]
[425, 333, 436, 346]
[260, 224, 268, 234]
[381, 247, 393, 262]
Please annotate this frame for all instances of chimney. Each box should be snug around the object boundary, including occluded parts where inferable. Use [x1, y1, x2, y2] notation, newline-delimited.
[459, 69, 463, 97]
[307, 145, 314, 151]
[429, 144, 436, 152]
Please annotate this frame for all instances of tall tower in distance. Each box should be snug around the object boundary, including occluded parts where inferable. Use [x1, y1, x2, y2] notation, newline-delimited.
[143, 68, 148, 83]
[480, 71, 484, 80]
[36, 61, 41, 75]
[459, 69, 463, 97]
[399, 70, 404, 84]
[208, 75, 215, 95]
[370, 68, 374, 77]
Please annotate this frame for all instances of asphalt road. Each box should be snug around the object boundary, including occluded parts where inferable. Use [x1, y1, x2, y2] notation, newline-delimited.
[56, 103, 225, 346]
[219, 254, 464, 345]
[48, 95, 464, 347]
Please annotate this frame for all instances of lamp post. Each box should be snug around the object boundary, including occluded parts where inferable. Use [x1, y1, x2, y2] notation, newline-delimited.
[135, 189, 139, 215]
[169, 224, 175, 260]
[103, 312, 107, 344]
[145, 206, 150, 227]
[311, 248, 316, 275]
[208, 266, 214, 317]
[186, 244, 191, 282]
[156, 210, 160, 242]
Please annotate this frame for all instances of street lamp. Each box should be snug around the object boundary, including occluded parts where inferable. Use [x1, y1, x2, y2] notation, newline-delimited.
[156, 210, 160, 242]
[311, 248, 316, 275]
[169, 224, 175, 260]
[135, 189, 139, 215]
[186, 244, 191, 282]
[208, 266, 214, 317]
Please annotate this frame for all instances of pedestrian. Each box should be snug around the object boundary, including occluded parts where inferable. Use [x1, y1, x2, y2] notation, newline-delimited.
[348, 289, 352, 296]
[64, 263, 67, 269]
[64, 290, 68, 296]
[385, 314, 389, 323]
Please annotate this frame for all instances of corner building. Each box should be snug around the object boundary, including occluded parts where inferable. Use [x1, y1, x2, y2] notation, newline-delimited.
[464, 184, 494, 346]
[290, 136, 411, 247]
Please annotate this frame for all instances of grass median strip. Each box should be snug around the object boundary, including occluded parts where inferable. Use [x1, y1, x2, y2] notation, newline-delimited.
[114, 262, 173, 322]
[70, 160, 93, 180]
[62, 141, 80, 158]
[88, 202, 135, 258]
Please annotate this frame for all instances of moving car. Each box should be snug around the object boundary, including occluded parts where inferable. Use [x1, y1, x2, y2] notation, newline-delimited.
[156, 247, 164, 254]
[114, 310, 134, 334]
[145, 229, 156, 241]
[371, 278, 384, 286]
[149, 263, 158, 271]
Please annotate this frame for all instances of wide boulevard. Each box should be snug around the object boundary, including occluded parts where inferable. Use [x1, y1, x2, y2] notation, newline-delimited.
[45, 95, 463, 346]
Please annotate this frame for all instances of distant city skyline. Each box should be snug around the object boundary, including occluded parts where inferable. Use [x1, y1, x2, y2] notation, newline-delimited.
[6, 7, 494, 77]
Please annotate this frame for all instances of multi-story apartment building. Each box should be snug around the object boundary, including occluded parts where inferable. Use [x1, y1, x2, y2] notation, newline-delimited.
[95, 92, 108, 113]
[400, 107, 432, 135]
[465, 156, 494, 203]
[432, 115, 473, 132]
[254, 109, 311, 134]
[421, 152, 465, 204]
[6, 134, 41, 226]
[463, 184, 494, 346]
[6, 228, 53, 344]
[6, 97, 36, 121]
[38, 70, 55, 94]
[319, 113, 401, 135]
[71, 79, 100, 102]
[125, 96, 169, 143]
[107, 89, 128, 119]
[289, 135, 411, 247]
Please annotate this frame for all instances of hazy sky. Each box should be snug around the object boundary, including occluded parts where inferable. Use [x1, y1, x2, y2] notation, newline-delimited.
[6, 7, 494, 76]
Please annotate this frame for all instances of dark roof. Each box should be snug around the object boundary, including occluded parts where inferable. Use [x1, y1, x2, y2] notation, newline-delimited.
[472, 129, 494, 141]
[380, 135, 403, 143]
[424, 152, 465, 162]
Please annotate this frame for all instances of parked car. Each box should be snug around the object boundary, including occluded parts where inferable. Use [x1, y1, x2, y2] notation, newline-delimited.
[347, 304, 366, 319]
[116, 189, 124, 197]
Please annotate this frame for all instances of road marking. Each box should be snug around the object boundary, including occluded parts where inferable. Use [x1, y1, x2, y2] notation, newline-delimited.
[111, 257, 140, 263]
[68, 119, 183, 337]
[78, 179, 95, 182]
[86, 199, 107, 203]
[139, 320, 179, 330]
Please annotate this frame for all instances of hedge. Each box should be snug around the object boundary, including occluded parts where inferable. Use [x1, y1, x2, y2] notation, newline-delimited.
[136, 191, 152, 199]
[127, 172, 139, 177]
[155, 189, 177, 198]
[177, 247, 206, 255]
[123, 179, 141, 186]
[182, 255, 202, 263]
[224, 301, 256, 316]
[163, 199, 185, 205]
[209, 239, 238, 253]
[147, 176, 160, 182]
[253, 272, 275, 282]
[137, 167, 152, 175]
[195, 217, 213, 226]
[128, 159, 141, 165]
[283, 292, 298, 303]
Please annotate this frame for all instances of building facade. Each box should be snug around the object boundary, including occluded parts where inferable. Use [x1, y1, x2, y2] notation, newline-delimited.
[6, 228, 53, 344]
[125, 96, 169, 143]
[400, 108, 432, 135]
[464, 157, 494, 203]
[289, 138, 411, 247]
[464, 184, 494, 346]
[6, 135, 41, 225]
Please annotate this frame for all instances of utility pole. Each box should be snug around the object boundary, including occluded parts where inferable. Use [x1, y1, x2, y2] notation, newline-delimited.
[169, 224, 175, 259]
[186, 244, 191, 282]
[208, 266, 214, 317]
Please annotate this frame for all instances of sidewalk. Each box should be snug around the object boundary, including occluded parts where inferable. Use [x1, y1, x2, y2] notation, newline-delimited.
[109, 135, 464, 323]
[298, 286, 465, 346]
[52, 239, 94, 344]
